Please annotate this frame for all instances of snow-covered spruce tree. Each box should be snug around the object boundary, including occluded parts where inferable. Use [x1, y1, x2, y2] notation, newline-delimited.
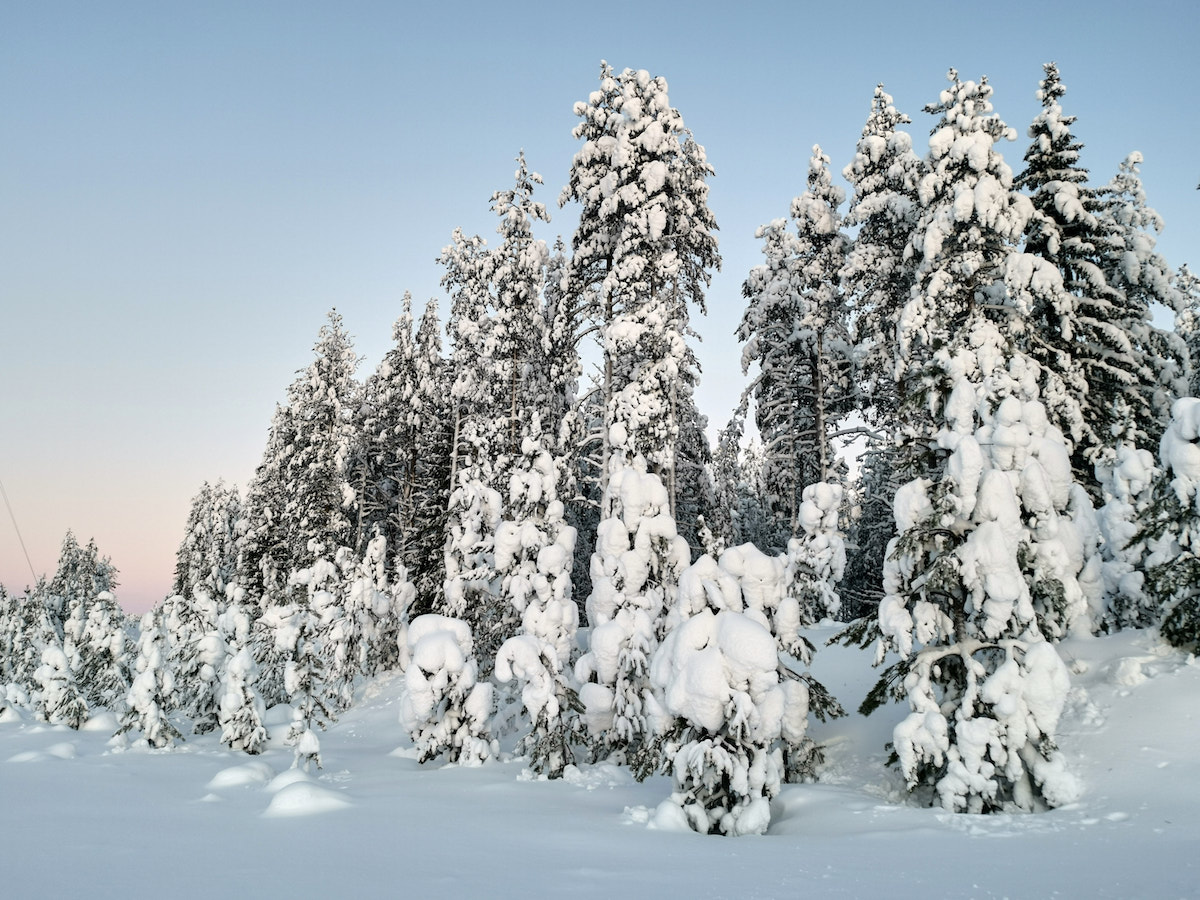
[839, 85, 922, 615]
[486, 152, 553, 463]
[347, 535, 412, 677]
[48, 531, 113, 632]
[865, 71, 1089, 814]
[739, 147, 853, 543]
[237, 310, 362, 607]
[1091, 151, 1187, 455]
[1013, 63, 1168, 501]
[74, 589, 132, 711]
[708, 404, 747, 551]
[161, 588, 225, 733]
[650, 608, 806, 835]
[439, 227, 506, 668]
[842, 443, 900, 621]
[1175, 264, 1200, 396]
[405, 298, 454, 617]
[1095, 443, 1160, 630]
[117, 608, 183, 749]
[493, 415, 579, 777]
[399, 614, 496, 765]
[215, 597, 267, 754]
[841, 84, 922, 435]
[173, 481, 242, 602]
[1134, 398, 1200, 650]
[674, 382, 718, 556]
[573, 457, 691, 776]
[2, 582, 52, 709]
[351, 295, 417, 559]
[289, 555, 355, 714]
[282, 600, 335, 771]
[740, 146, 853, 625]
[784, 482, 846, 624]
[34, 629, 89, 728]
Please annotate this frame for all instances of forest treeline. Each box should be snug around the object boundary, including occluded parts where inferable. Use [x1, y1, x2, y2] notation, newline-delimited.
[3, 62, 1198, 835]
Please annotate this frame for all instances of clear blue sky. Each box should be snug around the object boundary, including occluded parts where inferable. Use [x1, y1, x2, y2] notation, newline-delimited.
[2, 1, 1196, 612]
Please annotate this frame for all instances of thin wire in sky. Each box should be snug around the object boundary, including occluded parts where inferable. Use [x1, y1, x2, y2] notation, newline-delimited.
[0, 475, 39, 584]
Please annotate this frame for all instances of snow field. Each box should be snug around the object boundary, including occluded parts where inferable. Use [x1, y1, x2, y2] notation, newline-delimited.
[2, 625, 1197, 899]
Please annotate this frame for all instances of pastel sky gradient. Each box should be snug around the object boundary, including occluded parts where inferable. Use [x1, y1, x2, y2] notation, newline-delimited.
[2, 1, 1196, 613]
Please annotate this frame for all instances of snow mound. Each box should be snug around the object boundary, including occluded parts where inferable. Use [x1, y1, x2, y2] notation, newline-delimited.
[206, 761, 276, 790]
[262, 781, 351, 817]
[81, 712, 119, 733]
[561, 762, 631, 790]
[264, 768, 316, 794]
[6, 741, 77, 763]
[0, 706, 23, 725]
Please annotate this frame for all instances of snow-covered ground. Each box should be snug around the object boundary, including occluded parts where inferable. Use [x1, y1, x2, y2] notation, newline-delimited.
[2, 624, 1196, 899]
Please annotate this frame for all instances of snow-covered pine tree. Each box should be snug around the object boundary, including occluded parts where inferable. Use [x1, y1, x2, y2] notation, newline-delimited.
[47, 533, 129, 713]
[74, 589, 132, 711]
[34, 629, 89, 728]
[573, 456, 691, 775]
[486, 152, 552, 465]
[562, 64, 718, 772]
[2, 582, 53, 709]
[117, 607, 183, 749]
[867, 71, 1088, 813]
[561, 62, 720, 508]
[1095, 443, 1160, 630]
[173, 481, 242, 603]
[841, 442, 899, 620]
[350, 297, 416, 559]
[673, 382, 718, 556]
[282, 600, 335, 771]
[235, 402, 297, 606]
[650, 608, 804, 835]
[52, 533, 117, 642]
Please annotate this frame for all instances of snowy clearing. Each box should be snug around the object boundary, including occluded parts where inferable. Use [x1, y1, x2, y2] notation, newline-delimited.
[2, 624, 1196, 899]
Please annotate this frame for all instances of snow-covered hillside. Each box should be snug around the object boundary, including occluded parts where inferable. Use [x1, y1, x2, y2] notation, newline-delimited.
[2, 624, 1195, 899]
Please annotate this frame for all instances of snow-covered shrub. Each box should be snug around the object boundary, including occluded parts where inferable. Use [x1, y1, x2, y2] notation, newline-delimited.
[400, 614, 495, 765]
[650, 610, 807, 835]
